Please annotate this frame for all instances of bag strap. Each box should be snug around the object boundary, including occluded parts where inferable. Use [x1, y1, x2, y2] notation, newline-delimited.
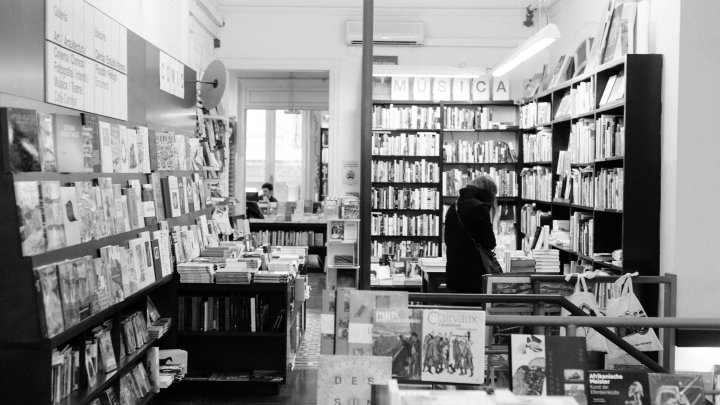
[454, 202, 483, 249]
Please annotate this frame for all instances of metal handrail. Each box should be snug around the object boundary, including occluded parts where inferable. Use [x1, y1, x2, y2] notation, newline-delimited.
[406, 291, 703, 373]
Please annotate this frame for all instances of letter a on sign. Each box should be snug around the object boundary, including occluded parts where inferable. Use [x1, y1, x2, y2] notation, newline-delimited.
[493, 77, 510, 101]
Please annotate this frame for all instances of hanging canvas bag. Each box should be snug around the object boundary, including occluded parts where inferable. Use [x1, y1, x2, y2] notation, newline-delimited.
[605, 272, 663, 358]
[561, 273, 609, 352]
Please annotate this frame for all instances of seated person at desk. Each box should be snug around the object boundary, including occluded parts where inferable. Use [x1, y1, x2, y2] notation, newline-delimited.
[261, 182, 278, 203]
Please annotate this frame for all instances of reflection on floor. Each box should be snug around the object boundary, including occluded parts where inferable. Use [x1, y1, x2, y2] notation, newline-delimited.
[156, 273, 325, 405]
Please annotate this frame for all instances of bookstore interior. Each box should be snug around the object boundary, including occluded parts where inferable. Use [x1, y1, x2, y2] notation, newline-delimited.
[2, 0, 720, 404]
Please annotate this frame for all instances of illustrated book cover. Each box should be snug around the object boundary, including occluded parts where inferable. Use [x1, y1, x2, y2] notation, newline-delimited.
[372, 308, 422, 380]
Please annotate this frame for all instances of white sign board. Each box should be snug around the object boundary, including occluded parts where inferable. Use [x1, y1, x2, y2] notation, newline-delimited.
[159, 51, 185, 99]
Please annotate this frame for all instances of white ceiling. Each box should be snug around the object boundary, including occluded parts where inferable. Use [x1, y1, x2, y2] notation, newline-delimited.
[218, 0, 557, 10]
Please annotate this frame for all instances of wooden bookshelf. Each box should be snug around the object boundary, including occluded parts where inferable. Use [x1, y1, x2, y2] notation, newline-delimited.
[518, 54, 662, 314]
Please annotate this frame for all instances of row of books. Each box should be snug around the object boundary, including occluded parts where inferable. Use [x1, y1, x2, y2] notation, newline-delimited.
[196, 110, 227, 152]
[523, 130, 552, 163]
[569, 119, 595, 164]
[371, 159, 440, 183]
[442, 168, 518, 198]
[443, 139, 517, 163]
[372, 105, 442, 130]
[371, 132, 440, 156]
[328, 220, 359, 241]
[250, 230, 325, 247]
[160, 174, 208, 218]
[519, 101, 552, 129]
[50, 314, 152, 404]
[177, 294, 284, 333]
[370, 240, 440, 258]
[571, 212, 594, 256]
[369, 213, 440, 237]
[0, 107, 214, 175]
[596, 115, 625, 160]
[520, 205, 551, 243]
[595, 168, 624, 210]
[570, 168, 596, 207]
[443, 106, 496, 130]
[370, 187, 440, 210]
[572, 79, 596, 115]
[554, 91, 573, 119]
[520, 166, 553, 202]
[34, 228, 173, 337]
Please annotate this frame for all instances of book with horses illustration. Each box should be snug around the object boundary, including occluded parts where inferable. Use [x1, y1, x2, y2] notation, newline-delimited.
[420, 308, 485, 384]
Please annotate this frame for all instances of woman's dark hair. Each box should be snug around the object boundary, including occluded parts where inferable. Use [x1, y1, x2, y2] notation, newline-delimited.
[261, 182, 273, 191]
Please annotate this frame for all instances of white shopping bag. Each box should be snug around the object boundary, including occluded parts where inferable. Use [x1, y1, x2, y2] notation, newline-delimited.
[561, 273, 609, 352]
[605, 273, 663, 358]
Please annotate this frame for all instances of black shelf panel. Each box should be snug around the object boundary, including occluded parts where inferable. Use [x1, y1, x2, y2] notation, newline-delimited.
[58, 338, 158, 405]
[520, 199, 553, 205]
[49, 275, 174, 347]
[371, 182, 441, 187]
[549, 244, 577, 255]
[570, 204, 594, 211]
[572, 110, 595, 120]
[178, 282, 289, 293]
[177, 376, 284, 385]
[370, 208, 440, 214]
[11, 170, 201, 183]
[372, 100, 516, 106]
[370, 284, 422, 291]
[248, 222, 326, 231]
[178, 331, 284, 338]
[372, 128, 442, 132]
[371, 155, 441, 160]
[595, 99, 625, 114]
[442, 161, 518, 166]
[594, 208, 623, 214]
[552, 116, 572, 124]
[443, 128, 520, 133]
[551, 200, 571, 207]
[443, 196, 517, 202]
[370, 235, 441, 240]
[570, 162, 593, 168]
[523, 161, 552, 166]
[594, 156, 624, 164]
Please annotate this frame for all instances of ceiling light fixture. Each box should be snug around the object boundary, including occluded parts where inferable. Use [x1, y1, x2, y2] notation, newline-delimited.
[492, 23, 560, 77]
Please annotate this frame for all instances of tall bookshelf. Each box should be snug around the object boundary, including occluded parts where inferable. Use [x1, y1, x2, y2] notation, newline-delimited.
[518, 54, 662, 311]
[363, 98, 522, 286]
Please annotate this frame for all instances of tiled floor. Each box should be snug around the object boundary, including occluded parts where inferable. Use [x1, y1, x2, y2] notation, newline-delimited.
[157, 273, 325, 405]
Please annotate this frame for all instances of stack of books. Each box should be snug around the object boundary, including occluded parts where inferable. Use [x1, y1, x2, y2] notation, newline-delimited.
[508, 257, 536, 273]
[200, 246, 232, 258]
[267, 259, 298, 275]
[214, 266, 252, 285]
[176, 262, 215, 283]
[148, 318, 172, 339]
[532, 249, 561, 273]
[254, 271, 291, 283]
[418, 257, 446, 272]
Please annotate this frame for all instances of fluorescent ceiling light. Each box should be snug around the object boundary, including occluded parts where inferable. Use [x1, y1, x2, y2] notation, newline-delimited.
[492, 23, 560, 77]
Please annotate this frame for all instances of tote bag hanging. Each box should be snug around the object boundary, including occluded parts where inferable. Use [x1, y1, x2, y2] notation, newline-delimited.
[561, 273, 609, 352]
[605, 273, 663, 358]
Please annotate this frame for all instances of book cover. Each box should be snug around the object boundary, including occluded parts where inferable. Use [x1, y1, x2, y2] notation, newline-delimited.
[59, 186, 81, 246]
[176, 176, 187, 215]
[73, 256, 93, 320]
[114, 186, 128, 233]
[93, 257, 113, 311]
[150, 173, 166, 221]
[98, 120, 113, 172]
[334, 287, 353, 355]
[141, 184, 158, 226]
[317, 355, 392, 405]
[97, 330, 118, 373]
[648, 373, 705, 405]
[344, 221, 358, 241]
[0, 107, 40, 172]
[81, 113, 102, 173]
[156, 131, 180, 170]
[54, 114, 84, 173]
[372, 76, 392, 100]
[420, 308, 485, 384]
[110, 124, 122, 172]
[14, 181, 46, 256]
[320, 289, 336, 355]
[34, 264, 65, 338]
[37, 112, 57, 172]
[81, 124, 95, 172]
[348, 290, 408, 356]
[119, 125, 129, 173]
[57, 260, 81, 327]
[97, 177, 116, 236]
[608, 72, 626, 103]
[126, 128, 138, 173]
[175, 134, 186, 171]
[106, 246, 125, 302]
[184, 177, 195, 213]
[545, 336, 589, 405]
[329, 221, 345, 240]
[41, 181, 67, 250]
[136, 126, 151, 173]
[74, 181, 96, 242]
[372, 308, 422, 380]
[509, 334, 546, 395]
[161, 176, 181, 217]
[588, 370, 650, 405]
[123, 247, 139, 295]
[118, 373, 138, 404]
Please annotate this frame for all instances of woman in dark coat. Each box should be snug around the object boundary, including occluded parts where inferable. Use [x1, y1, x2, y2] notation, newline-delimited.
[444, 175, 498, 293]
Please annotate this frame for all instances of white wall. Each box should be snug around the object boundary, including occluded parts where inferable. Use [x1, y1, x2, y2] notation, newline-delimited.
[531, 0, 720, 319]
[217, 3, 536, 197]
[86, 0, 219, 73]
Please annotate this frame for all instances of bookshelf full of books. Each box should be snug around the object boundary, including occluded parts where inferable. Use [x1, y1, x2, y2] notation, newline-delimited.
[365, 74, 524, 280]
[517, 54, 661, 283]
[0, 104, 222, 404]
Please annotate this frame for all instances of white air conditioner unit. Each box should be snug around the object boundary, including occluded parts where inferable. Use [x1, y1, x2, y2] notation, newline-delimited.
[345, 21, 425, 46]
